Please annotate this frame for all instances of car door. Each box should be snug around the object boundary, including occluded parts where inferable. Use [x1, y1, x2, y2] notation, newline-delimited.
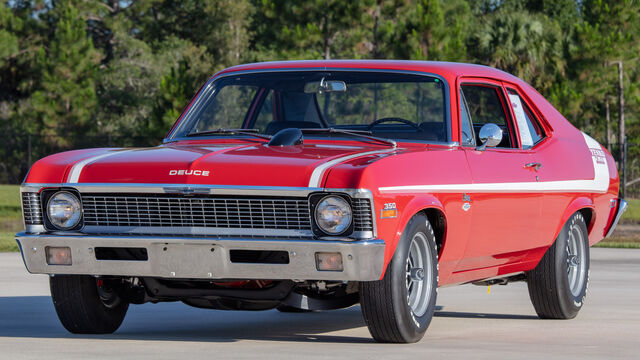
[457, 80, 542, 272]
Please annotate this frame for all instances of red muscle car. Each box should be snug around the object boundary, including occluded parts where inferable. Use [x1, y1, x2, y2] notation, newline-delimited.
[16, 60, 626, 343]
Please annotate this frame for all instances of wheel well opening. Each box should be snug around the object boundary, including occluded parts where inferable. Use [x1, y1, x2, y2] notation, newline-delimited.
[423, 208, 446, 255]
[578, 208, 594, 234]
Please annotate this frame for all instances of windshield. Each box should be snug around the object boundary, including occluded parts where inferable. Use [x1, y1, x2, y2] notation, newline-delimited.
[169, 71, 449, 143]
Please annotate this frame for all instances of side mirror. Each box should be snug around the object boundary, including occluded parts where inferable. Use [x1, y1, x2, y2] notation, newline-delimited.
[476, 123, 502, 151]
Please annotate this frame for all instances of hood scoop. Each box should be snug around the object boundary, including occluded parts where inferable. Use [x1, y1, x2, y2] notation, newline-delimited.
[267, 128, 303, 146]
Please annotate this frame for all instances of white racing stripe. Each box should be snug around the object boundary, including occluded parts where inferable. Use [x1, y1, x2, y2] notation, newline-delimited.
[67, 150, 129, 183]
[308, 148, 396, 187]
[379, 133, 610, 194]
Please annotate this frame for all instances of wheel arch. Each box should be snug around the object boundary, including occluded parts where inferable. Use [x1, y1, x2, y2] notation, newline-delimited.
[422, 208, 447, 256]
[383, 195, 447, 271]
[552, 197, 595, 242]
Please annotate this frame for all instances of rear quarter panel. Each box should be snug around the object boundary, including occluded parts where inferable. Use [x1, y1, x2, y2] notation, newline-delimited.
[520, 83, 619, 247]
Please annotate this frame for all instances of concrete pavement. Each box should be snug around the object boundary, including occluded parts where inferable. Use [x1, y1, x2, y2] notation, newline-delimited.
[0, 248, 638, 359]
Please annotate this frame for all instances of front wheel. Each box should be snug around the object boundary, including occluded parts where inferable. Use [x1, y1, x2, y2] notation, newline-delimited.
[360, 213, 438, 343]
[50, 275, 129, 334]
[527, 212, 590, 319]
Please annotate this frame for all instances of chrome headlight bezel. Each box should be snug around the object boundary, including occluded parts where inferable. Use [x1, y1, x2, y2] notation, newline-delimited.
[312, 194, 353, 236]
[45, 190, 83, 231]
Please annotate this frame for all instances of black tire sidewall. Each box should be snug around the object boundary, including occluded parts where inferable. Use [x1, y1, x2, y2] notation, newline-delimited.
[554, 213, 590, 317]
[50, 275, 129, 334]
[389, 214, 438, 342]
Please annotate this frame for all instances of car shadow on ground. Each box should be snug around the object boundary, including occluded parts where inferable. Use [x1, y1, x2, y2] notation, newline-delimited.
[0, 296, 372, 343]
[434, 311, 538, 320]
[0, 296, 536, 343]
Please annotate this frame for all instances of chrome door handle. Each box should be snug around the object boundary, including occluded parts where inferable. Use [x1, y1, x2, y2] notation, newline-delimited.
[524, 162, 543, 171]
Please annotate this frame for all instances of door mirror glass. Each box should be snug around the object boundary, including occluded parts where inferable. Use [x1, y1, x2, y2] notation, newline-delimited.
[476, 123, 502, 151]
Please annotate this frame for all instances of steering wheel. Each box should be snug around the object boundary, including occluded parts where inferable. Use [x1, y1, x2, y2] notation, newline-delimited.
[366, 117, 422, 131]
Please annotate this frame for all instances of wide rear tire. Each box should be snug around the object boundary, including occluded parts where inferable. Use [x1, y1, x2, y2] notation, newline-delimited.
[527, 212, 590, 319]
[360, 213, 438, 343]
[50, 275, 129, 334]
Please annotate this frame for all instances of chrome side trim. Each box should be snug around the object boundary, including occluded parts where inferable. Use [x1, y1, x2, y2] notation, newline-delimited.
[605, 198, 628, 238]
[16, 232, 386, 281]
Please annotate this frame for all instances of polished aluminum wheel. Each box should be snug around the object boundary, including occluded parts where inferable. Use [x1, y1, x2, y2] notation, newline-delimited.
[566, 223, 587, 297]
[405, 232, 433, 317]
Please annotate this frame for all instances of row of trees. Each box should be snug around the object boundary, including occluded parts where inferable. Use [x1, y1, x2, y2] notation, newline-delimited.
[1, 0, 639, 184]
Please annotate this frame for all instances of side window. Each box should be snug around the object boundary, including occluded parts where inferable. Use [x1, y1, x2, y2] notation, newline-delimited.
[459, 90, 475, 146]
[506, 88, 546, 149]
[461, 84, 515, 148]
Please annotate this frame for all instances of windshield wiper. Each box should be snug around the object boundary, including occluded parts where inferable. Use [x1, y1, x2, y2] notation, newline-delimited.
[301, 128, 397, 148]
[186, 128, 271, 141]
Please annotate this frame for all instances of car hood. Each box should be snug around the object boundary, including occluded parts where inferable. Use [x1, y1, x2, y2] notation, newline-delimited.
[25, 141, 398, 188]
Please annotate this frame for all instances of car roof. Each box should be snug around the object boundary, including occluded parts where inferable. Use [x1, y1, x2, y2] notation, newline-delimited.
[215, 60, 523, 84]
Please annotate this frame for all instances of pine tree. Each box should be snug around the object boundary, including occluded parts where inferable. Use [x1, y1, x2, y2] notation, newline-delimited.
[251, 0, 374, 60]
[0, 3, 20, 71]
[469, 10, 565, 93]
[29, 1, 101, 147]
[400, 0, 471, 61]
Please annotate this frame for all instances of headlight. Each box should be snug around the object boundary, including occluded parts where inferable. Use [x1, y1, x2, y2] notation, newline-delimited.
[47, 191, 82, 230]
[314, 196, 352, 235]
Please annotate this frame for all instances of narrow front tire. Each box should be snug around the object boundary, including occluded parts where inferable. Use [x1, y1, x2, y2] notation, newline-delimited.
[360, 213, 438, 343]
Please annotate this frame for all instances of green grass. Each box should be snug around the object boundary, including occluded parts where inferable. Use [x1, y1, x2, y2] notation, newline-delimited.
[0, 185, 22, 252]
[621, 198, 640, 224]
[593, 241, 640, 249]
[0, 184, 21, 219]
[0, 233, 18, 252]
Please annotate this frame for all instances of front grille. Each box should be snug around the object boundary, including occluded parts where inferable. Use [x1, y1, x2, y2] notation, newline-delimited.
[81, 194, 312, 230]
[352, 198, 373, 232]
[22, 193, 43, 225]
[22, 190, 374, 236]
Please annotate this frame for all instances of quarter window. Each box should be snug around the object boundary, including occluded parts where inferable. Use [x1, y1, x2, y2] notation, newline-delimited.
[506, 88, 546, 148]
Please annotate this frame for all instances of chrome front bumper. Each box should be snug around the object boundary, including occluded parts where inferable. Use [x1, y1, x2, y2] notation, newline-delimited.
[16, 233, 386, 281]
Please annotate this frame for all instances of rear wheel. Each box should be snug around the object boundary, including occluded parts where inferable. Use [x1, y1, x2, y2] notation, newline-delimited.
[527, 212, 590, 319]
[360, 213, 438, 343]
[50, 275, 129, 334]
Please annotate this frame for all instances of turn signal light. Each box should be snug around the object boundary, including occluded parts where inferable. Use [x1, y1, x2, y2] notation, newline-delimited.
[381, 209, 397, 218]
[315, 252, 343, 271]
[45, 246, 72, 265]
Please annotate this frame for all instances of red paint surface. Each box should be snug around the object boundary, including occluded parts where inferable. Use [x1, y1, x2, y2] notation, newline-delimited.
[24, 61, 620, 286]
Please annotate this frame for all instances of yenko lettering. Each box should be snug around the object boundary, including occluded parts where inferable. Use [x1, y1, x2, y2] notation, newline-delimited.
[168, 169, 210, 176]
